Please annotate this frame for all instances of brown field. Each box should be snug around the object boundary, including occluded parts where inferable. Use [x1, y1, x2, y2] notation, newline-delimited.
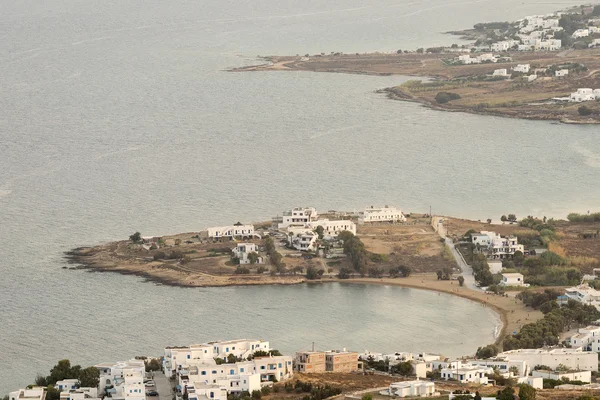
[233, 50, 600, 123]
[440, 217, 538, 240]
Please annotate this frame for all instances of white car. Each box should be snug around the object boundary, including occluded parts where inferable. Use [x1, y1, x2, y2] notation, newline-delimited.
[144, 381, 155, 387]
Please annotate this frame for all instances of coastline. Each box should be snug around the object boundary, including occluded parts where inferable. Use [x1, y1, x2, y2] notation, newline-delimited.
[66, 245, 540, 348]
[230, 51, 600, 125]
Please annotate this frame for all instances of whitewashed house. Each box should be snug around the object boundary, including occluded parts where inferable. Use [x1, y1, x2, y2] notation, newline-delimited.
[382, 380, 436, 398]
[59, 388, 100, 400]
[9, 388, 46, 400]
[276, 207, 318, 229]
[589, 39, 600, 48]
[493, 69, 510, 77]
[232, 243, 263, 265]
[491, 41, 511, 52]
[207, 225, 258, 240]
[527, 74, 538, 82]
[187, 383, 228, 400]
[308, 219, 356, 238]
[517, 376, 543, 389]
[555, 69, 569, 77]
[55, 380, 79, 392]
[499, 348, 598, 372]
[488, 260, 503, 274]
[287, 228, 318, 251]
[441, 365, 491, 384]
[565, 285, 600, 311]
[539, 39, 562, 50]
[469, 358, 528, 377]
[500, 273, 525, 287]
[513, 64, 530, 73]
[95, 360, 146, 400]
[358, 206, 406, 224]
[532, 369, 591, 383]
[572, 29, 590, 38]
[490, 235, 524, 259]
[570, 88, 596, 102]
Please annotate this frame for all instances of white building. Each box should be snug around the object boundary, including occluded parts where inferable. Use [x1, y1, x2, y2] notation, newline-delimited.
[500, 273, 525, 287]
[441, 365, 491, 384]
[469, 358, 528, 377]
[569, 326, 600, 351]
[589, 39, 600, 48]
[490, 235, 524, 259]
[59, 388, 100, 400]
[287, 227, 318, 251]
[493, 69, 510, 77]
[517, 376, 543, 389]
[358, 206, 406, 224]
[276, 207, 318, 229]
[565, 285, 600, 311]
[572, 29, 590, 38]
[186, 355, 293, 393]
[539, 39, 562, 50]
[513, 64, 530, 73]
[9, 388, 46, 400]
[232, 243, 263, 265]
[499, 348, 598, 372]
[55, 380, 79, 392]
[555, 69, 569, 77]
[532, 369, 591, 383]
[488, 260, 503, 274]
[527, 74, 538, 82]
[491, 41, 511, 52]
[308, 219, 356, 238]
[95, 360, 146, 400]
[570, 88, 600, 102]
[207, 225, 258, 240]
[382, 380, 436, 398]
[187, 383, 228, 400]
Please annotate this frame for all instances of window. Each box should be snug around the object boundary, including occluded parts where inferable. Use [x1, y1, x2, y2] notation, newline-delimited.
[210, 393, 214, 399]
[212, 371, 217, 374]
[260, 366, 265, 370]
[187, 355, 191, 359]
[230, 369, 235, 375]
[240, 368, 244, 372]
[201, 371, 206, 376]
[278, 363, 282, 368]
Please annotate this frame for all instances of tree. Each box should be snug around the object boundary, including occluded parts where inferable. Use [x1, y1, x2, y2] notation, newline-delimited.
[475, 344, 497, 359]
[391, 361, 413, 376]
[513, 250, 524, 265]
[79, 367, 100, 388]
[251, 390, 262, 400]
[264, 237, 275, 255]
[247, 252, 259, 265]
[507, 214, 517, 223]
[416, 48, 424, 53]
[578, 105, 593, 116]
[46, 386, 61, 400]
[338, 267, 352, 279]
[496, 386, 516, 400]
[474, 392, 482, 400]
[48, 359, 81, 385]
[457, 276, 465, 287]
[315, 225, 324, 239]
[487, 218, 492, 224]
[399, 265, 411, 277]
[306, 266, 324, 280]
[501, 215, 508, 223]
[361, 395, 373, 400]
[35, 374, 48, 387]
[145, 358, 161, 372]
[518, 384, 536, 400]
[270, 251, 284, 272]
[129, 232, 142, 243]
[227, 354, 240, 363]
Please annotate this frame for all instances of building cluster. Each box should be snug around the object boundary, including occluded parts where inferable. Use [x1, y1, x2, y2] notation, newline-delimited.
[164, 340, 292, 400]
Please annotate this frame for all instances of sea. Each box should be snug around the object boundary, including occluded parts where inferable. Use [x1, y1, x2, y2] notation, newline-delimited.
[1, 0, 598, 393]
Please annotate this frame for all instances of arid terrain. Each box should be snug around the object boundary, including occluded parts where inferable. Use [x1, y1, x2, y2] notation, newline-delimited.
[232, 49, 600, 123]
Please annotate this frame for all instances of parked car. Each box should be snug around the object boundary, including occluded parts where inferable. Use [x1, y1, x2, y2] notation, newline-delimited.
[147, 391, 159, 396]
[145, 381, 155, 387]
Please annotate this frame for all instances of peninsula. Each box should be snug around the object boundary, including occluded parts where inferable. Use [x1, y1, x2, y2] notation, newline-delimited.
[232, 6, 600, 123]
[66, 204, 600, 348]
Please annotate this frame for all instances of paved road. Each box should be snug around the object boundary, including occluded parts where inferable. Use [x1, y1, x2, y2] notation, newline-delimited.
[432, 217, 480, 291]
[152, 372, 173, 400]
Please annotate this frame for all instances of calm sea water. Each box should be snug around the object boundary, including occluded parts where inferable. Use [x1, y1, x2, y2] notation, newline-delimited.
[1, 0, 598, 393]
